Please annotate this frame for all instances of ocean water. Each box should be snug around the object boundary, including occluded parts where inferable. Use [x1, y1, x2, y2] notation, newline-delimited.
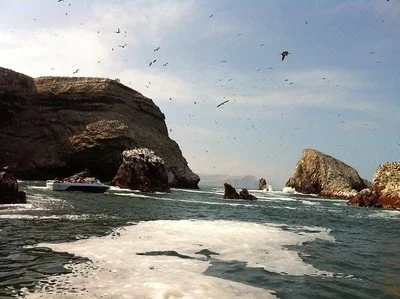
[0, 182, 399, 298]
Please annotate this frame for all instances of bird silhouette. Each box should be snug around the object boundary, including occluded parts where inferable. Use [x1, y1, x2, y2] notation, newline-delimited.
[73, 69, 79, 74]
[154, 47, 160, 51]
[163, 62, 168, 66]
[118, 44, 127, 48]
[280, 51, 290, 61]
[217, 100, 229, 108]
[209, 14, 213, 18]
[115, 28, 120, 34]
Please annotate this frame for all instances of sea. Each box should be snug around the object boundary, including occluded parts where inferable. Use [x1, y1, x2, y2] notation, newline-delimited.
[0, 181, 399, 299]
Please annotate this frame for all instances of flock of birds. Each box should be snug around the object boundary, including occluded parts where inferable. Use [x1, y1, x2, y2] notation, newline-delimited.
[53, 0, 296, 109]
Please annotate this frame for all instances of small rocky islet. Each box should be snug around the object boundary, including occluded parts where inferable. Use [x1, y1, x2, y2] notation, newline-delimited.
[285, 149, 400, 209]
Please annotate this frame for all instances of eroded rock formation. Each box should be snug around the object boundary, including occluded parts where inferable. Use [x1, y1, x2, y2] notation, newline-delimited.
[285, 149, 369, 199]
[0, 67, 199, 188]
[348, 162, 400, 209]
[0, 171, 26, 204]
[111, 148, 170, 193]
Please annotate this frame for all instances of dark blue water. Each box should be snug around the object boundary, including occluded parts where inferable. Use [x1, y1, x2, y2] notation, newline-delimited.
[0, 182, 399, 298]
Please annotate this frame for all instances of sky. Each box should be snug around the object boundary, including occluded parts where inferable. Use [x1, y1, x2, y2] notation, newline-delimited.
[0, 0, 399, 187]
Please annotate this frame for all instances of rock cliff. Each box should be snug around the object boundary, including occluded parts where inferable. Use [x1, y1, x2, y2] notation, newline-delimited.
[285, 149, 369, 199]
[0, 67, 199, 188]
[348, 162, 400, 209]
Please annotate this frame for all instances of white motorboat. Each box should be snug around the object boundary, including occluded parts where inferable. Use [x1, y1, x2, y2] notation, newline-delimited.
[46, 180, 109, 193]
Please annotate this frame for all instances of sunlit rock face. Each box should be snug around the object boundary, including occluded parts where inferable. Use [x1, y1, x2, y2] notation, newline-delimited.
[111, 148, 170, 193]
[0, 67, 199, 188]
[285, 149, 369, 199]
[348, 162, 400, 209]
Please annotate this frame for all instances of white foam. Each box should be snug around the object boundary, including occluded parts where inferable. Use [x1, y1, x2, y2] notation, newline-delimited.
[113, 192, 255, 208]
[108, 186, 133, 192]
[28, 220, 335, 298]
[0, 214, 114, 221]
[171, 188, 219, 195]
[301, 200, 320, 206]
[26, 186, 48, 190]
[367, 209, 400, 221]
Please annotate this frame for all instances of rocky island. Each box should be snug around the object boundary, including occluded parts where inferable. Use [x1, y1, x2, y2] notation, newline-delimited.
[111, 148, 170, 193]
[0, 67, 199, 189]
[348, 162, 400, 209]
[285, 149, 369, 199]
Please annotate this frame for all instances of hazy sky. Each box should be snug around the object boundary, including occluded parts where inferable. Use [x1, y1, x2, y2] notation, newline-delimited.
[1, 0, 399, 187]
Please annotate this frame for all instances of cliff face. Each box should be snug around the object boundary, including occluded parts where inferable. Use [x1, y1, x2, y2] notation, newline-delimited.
[348, 162, 400, 209]
[285, 149, 369, 199]
[0, 67, 199, 188]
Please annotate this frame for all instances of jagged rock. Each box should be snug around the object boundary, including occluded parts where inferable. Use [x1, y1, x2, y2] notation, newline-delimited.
[223, 183, 240, 199]
[111, 148, 170, 193]
[223, 183, 257, 200]
[239, 188, 257, 201]
[0, 171, 26, 204]
[0, 67, 199, 188]
[285, 149, 369, 199]
[259, 178, 267, 190]
[348, 162, 400, 209]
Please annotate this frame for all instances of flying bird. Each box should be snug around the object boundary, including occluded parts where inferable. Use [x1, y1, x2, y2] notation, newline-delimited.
[73, 69, 79, 74]
[209, 14, 213, 18]
[115, 28, 120, 34]
[217, 100, 229, 108]
[163, 62, 168, 66]
[369, 51, 375, 54]
[118, 44, 127, 48]
[280, 51, 290, 61]
[154, 47, 160, 51]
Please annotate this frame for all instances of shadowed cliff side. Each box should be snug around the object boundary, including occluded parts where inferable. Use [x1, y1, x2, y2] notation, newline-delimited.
[285, 149, 369, 199]
[0, 67, 199, 188]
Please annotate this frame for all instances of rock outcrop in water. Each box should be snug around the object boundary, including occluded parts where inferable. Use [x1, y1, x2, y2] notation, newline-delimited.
[223, 183, 257, 200]
[348, 162, 400, 209]
[111, 148, 170, 193]
[0, 170, 26, 204]
[285, 149, 369, 199]
[259, 178, 267, 190]
[0, 67, 199, 188]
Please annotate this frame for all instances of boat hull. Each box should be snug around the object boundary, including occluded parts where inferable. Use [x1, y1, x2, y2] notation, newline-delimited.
[46, 181, 109, 193]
